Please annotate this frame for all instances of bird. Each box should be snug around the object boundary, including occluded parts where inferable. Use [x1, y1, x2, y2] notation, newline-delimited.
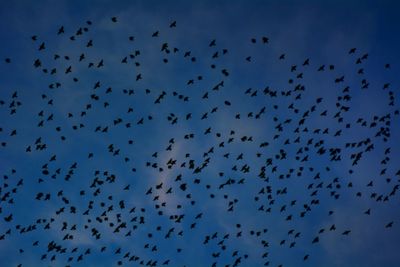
[0, 11, 398, 267]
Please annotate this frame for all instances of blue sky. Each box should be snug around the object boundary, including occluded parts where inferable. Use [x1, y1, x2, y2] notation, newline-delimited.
[0, 1, 400, 267]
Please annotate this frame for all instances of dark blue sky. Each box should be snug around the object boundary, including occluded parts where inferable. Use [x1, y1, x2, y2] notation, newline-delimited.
[0, 1, 400, 267]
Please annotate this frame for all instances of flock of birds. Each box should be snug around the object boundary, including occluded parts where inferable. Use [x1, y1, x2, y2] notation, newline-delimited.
[0, 16, 399, 267]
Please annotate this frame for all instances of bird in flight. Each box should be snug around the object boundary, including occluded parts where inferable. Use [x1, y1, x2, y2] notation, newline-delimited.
[0, 6, 399, 267]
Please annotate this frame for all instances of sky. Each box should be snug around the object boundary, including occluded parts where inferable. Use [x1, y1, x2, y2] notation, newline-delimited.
[0, 0, 400, 267]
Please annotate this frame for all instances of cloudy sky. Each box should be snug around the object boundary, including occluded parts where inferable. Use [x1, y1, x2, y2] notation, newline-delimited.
[0, 1, 400, 267]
